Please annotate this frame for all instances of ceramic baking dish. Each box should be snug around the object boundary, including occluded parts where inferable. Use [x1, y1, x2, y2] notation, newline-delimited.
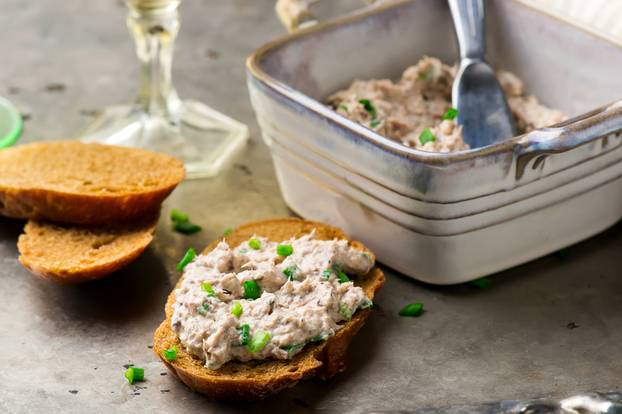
[246, 0, 622, 283]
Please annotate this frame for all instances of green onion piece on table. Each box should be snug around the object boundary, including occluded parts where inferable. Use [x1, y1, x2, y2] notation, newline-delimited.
[124, 367, 145, 384]
[173, 220, 202, 235]
[170, 209, 189, 223]
[247, 331, 271, 353]
[399, 302, 424, 317]
[176, 247, 196, 271]
[223, 227, 233, 236]
[469, 277, 492, 289]
[322, 269, 332, 279]
[243, 280, 261, 300]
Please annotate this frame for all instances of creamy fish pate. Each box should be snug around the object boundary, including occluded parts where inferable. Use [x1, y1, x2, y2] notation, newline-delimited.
[328, 56, 565, 152]
[171, 232, 374, 369]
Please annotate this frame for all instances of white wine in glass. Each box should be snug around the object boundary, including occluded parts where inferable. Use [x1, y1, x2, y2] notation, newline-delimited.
[81, 0, 249, 179]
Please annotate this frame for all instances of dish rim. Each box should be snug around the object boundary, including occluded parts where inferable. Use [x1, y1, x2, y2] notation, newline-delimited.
[246, 0, 622, 165]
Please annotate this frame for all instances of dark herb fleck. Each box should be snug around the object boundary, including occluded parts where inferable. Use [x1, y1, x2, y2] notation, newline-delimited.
[68, 390, 78, 394]
[469, 277, 492, 289]
[567, 322, 580, 330]
[45, 83, 66, 92]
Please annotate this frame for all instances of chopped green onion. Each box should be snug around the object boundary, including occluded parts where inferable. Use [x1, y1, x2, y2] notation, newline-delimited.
[322, 269, 332, 279]
[333, 265, 350, 283]
[556, 248, 570, 259]
[124, 367, 145, 384]
[276, 244, 293, 257]
[231, 302, 243, 318]
[282, 342, 305, 354]
[419, 128, 436, 145]
[399, 302, 424, 317]
[282, 265, 298, 281]
[223, 227, 233, 236]
[201, 282, 216, 296]
[370, 119, 381, 128]
[163, 346, 177, 362]
[247, 330, 271, 353]
[170, 209, 189, 223]
[469, 277, 492, 289]
[176, 248, 196, 272]
[339, 302, 353, 320]
[197, 302, 209, 315]
[442, 107, 459, 120]
[238, 324, 250, 346]
[358, 99, 377, 119]
[243, 280, 261, 300]
[173, 221, 202, 235]
[418, 67, 432, 81]
[358, 298, 373, 309]
[338, 104, 348, 112]
[310, 332, 329, 342]
[248, 238, 261, 250]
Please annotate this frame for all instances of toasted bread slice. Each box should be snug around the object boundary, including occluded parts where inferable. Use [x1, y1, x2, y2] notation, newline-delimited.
[18, 217, 158, 284]
[0, 141, 184, 225]
[153, 218, 385, 401]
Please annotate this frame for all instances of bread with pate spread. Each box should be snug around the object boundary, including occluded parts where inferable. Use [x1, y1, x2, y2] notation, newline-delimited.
[153, 218, 385, 400]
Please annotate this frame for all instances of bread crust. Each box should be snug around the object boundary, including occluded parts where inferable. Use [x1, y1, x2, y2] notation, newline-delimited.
[153, 218, 385, 400]
[18, 218, 158, 284]
[0, 141, 184, 226]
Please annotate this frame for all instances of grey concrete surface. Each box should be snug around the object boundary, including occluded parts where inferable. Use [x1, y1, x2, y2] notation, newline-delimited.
[0, 1, 620, 413]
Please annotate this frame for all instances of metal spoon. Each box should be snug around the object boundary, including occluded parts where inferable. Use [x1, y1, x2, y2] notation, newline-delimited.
[448, 0, 516, 148]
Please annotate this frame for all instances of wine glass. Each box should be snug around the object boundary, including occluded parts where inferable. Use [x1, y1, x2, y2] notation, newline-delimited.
[81, 0, 248, 179]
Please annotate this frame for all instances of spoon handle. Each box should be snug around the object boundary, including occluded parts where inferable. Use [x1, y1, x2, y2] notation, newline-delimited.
[448, 0, 486, 61]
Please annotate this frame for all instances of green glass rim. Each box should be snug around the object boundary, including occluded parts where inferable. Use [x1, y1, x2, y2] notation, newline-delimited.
[0, 96, 23, 149]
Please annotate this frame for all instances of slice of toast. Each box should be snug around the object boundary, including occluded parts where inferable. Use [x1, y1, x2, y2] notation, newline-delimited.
[153, 218, 385, 401]
[18, 217, 158, 284]
[0, 141, 184, 225]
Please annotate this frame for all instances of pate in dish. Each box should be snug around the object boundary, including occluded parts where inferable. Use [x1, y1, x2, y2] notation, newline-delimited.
[327, 56, 565, 152]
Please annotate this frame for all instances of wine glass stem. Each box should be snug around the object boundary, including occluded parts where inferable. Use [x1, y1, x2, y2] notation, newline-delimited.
[127, 2, 181, 117]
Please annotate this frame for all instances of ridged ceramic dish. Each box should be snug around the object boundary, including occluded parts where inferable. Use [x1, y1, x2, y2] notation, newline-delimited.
[247, 0, 622, 284]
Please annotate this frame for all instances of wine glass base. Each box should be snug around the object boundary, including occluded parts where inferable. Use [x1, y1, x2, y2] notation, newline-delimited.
[80, 100, 249, 179]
